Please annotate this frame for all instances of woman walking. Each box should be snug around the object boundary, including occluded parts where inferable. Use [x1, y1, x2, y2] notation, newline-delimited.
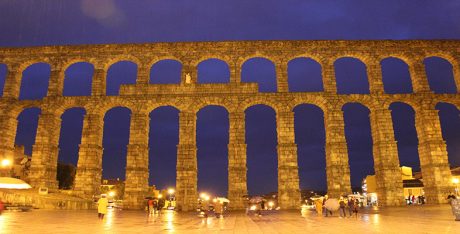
[97, 194, 109, 220]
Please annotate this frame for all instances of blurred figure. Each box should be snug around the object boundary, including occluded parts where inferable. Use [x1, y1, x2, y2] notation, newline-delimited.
[214, 200, 224, 218]
[339, 197, 346, 218]
[97, 194, 109, 219]
[0, 199, 5, 215]
[314, 198, 323, 216]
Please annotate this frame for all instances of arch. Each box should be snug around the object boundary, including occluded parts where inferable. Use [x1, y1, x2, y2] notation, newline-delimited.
[196, 105, 229, 196]
[102, 107, 132, 180]
[389, 102, 420, 171]
[342, 103, 374, 190]
[241, 57, 277, 92]
[56, 107, 86, 189]
[0, 63, 6, 97]
[293, 104, 327, 193]
[106, 61, 137, 95]
[435, 102, 460, 167]
[15, 107, 41, 156]
[197, 59, 230, 84]
[103, 56, 141, 71]
[288, 57, 323, 92]
[381, 57, 413, 94]
[334, 57, 370, 94]
[150, 59, 182, 84]
[63, 62, 94, 96]
[424, 57, 457, 93]
[18, 63, 51, 100]
[149, 106, 179, 189]
[245, 104, 278, 196]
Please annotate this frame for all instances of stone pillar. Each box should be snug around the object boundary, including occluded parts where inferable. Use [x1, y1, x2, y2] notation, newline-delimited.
[324, 106, 351, 198]
[229, 60, 242, 84]
[176, 111, 198, 211]
[47, 63, 64, 96]
[227, 111, 247, 210]
[181, 62, 197, 85]
[369, 108, 404, 206]
[91, 67, 107, 96]
[408, 57, 431, 93]
[73, 113, 104, 198]
[137, 64, 150, 84]
[2, 63, 21, 98]
[415, 104, 454, 204]
[0, 110, 19, 166]
[276, 110, 301, 209]
[28, 109, 61, 189]
[124, 111, 150, 209]
[367, 58, 385, 94]
[275, 60, 289, 92]
[321, 59, 337, 93]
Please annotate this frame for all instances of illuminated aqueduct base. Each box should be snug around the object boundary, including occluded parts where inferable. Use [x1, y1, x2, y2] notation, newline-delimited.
[0, 40, 458, 211]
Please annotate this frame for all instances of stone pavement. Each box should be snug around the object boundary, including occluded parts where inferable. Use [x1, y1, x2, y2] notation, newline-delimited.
[0, 205, 458, 233]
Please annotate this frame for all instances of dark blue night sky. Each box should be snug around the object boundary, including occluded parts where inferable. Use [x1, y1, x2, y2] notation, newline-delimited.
[1, 0, 460, 196]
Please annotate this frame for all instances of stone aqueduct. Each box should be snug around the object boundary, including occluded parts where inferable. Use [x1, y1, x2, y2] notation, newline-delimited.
[0, 40, 459, 211]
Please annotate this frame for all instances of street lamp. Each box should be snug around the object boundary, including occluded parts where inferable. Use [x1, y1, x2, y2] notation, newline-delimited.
[108, 191, 116, 197]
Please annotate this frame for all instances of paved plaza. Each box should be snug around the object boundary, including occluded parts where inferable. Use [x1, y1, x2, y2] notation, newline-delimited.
[0, 205, 459, 233]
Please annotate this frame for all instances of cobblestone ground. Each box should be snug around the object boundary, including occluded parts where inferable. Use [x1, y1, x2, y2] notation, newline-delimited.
[0, 205, 458, 233]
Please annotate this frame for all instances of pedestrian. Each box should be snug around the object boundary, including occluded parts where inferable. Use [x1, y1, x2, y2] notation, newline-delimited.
[256, 202, 262, 217]
[352, 199, 359, 218]
[323, 196, 332, 217]
[214, 200, 223, 218]
[411, 195, 416, 204]
[152, 198, 158, 214]
[314, 198, 323, 216]
[261, 200, 265, 210]
[157, 197, 165, 216]
[97, 194, 109, 220]
[339, 197, 346, 218]
[147, 198, 154, 214]
[447, 193, 457, 204]
[347, 198, 354, 217]
[0, 199, 4, 215]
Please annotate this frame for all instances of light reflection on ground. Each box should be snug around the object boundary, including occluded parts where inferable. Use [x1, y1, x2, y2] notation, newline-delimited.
[0, 205, 458, 233]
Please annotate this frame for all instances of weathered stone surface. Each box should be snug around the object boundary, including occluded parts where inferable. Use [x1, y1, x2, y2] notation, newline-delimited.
[0, 40, 459, 209]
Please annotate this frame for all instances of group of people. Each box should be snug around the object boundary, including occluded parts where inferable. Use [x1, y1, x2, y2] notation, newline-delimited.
[198, 199, 226, 218]
[147, 197, 165, 215]
[406, 195, 426, 205]
[314, 195, 359, 218]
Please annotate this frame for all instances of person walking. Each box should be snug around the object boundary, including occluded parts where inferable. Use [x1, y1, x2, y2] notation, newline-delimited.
[347, 198, 354, 217]
[157, 197, 165, 216]
[339, 197, 346, 218]
[352, 199, 359, 218]
[97, 194, 109, 220]
[214, 200, 224, 218]
[323, 196, 332, 217]
[314, 198, 323, 216]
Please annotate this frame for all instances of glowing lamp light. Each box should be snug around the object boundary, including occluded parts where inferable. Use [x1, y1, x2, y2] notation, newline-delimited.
[1, 159, 12, 168]
[268, 201, 274, 207]
[158, 194, 163, 199]
[453, 178, 460, 184]
[168, 188, 175, 194]
[212, 198, 217, 203]
[200, 193, 207, 199]
[108, 191, 115, 197]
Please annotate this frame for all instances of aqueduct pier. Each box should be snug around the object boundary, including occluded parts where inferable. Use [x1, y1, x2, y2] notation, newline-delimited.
[0, 40, 459, 211]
